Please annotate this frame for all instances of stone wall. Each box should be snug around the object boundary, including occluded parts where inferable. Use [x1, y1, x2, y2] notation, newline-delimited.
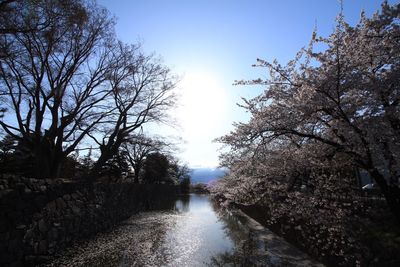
[0, 175, 178, 266]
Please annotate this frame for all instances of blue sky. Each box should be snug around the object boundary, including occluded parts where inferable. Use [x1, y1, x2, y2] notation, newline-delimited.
[97, 0, 395, 168]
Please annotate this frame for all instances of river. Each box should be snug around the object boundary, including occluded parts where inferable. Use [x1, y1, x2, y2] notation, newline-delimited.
[44, 194, 324, 267]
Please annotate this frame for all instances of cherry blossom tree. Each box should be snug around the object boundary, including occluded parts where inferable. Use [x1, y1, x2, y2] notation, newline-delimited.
[218, 2, 400, 223]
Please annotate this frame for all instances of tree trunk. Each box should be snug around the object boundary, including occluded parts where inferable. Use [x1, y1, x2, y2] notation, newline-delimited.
[89, 145, 116, 180]
[90, 136, 124, 180]
[133, 163, 142, 184]
[49, 154, 63, 179]
[33, 146, 63, 179]
[369, 168, 400, 224]
[34, 147, 51, 179]
[90, 155, 107, 180]
[133, 170, 139, 184]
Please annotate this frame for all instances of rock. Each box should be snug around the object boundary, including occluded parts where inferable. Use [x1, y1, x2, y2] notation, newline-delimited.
[8, 211, 23, 222]
[33, 242, 39, 254]
[7, 238, 20, 253]
[71, 206, 81, 215]
[35, 255, 51, 263]
[38, 219, 48, 233]
[15, 199, 25, 211]
[24, 255, 37, 264]
[15, 183, 25, 193]
[48, 228, 58, 241]
[34, 195, 47, 209]
[55, 198, 66, 209]
[15, 225, 26, 230]
[32, 212, 42, 221]
[48, 247, 55, 255]
[0, 232, 10, 243]
[47, 201, 57, 212]
[63, 194, 71, 201]
[71, 193, 80, 200]
[38, 240, 48, 254]
[23, 228, 34, 240]
[48, 241, 56, 248]
[0, 219, 8, 232]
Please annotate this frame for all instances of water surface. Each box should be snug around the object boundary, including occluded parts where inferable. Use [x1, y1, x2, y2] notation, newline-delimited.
[45, 194, 324, 267]
[152, 194, 236, 266]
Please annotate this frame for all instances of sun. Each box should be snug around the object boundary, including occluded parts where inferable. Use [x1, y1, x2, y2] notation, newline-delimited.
[176, 71, 227, 139]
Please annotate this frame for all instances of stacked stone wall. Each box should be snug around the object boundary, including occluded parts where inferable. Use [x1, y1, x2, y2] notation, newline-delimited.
[0, 175, 177, 266]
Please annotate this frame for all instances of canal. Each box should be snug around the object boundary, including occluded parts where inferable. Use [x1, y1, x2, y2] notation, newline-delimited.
[44, 194, 324, 267]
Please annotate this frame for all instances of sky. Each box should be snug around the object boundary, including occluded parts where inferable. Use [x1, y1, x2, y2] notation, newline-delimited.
[97, 0, 395, 168]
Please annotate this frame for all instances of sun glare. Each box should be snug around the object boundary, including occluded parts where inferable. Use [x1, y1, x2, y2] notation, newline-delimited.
[176, 71, 227, 139]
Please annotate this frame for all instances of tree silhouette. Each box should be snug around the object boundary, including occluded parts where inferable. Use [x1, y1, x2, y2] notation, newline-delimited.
[122, 133, 168, 183]
[0, 0, 177, 179]
[142, 152, 171, 184]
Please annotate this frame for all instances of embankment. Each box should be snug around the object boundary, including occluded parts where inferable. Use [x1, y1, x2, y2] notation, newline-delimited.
[229, 202, 400, 267]
[0, 175, 178, 266]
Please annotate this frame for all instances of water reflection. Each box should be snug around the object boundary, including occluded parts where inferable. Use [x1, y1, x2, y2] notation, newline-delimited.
[46, 194, 323, 266]
[174, 194, 190, 213]
[155, 194, 234, 266]
[153, 194, 323, 267]
[209, 204, 324, 267]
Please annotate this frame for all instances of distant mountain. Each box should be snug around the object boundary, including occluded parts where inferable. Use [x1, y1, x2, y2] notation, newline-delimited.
[189, 167, 227, 184]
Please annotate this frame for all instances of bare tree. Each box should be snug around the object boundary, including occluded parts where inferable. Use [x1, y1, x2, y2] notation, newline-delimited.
[0, 0, 116, 178]
[0, 0, 54, 35]
[121, 133, 169, 183]
[88, 43, 177, 177]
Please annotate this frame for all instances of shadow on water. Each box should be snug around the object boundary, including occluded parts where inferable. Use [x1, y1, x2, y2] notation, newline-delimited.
[207, 209, 255, 267]
[208, 202, 324, 267]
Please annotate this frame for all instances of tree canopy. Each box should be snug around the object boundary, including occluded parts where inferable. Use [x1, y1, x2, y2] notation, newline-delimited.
[219, 1, 400, 219]
[0, 0, 177, 179]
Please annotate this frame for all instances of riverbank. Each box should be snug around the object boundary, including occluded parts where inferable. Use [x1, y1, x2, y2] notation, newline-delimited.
[223, 208, 324, 267]
[212, 195, 400, 267]
[241, 204, 400, 266]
